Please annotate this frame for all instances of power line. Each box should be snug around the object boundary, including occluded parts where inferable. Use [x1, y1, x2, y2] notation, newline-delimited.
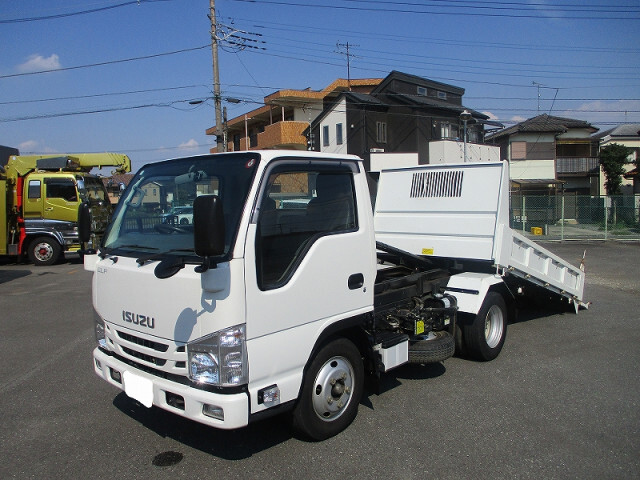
[230, 0, 640, 20]
[0, 45, 209, 80]
[0, 85, 209, 106]
[0, 0, 173, 24]
[239, 17, 640, 55]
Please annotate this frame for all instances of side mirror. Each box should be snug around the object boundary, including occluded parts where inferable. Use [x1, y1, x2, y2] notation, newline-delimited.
[193, 195, 225, 266]
[78, 202, 91, 243]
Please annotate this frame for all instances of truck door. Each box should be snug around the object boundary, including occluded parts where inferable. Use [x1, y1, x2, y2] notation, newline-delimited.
[43, 177, 79, 223]
[244, 161, 376, 381]
[23, 178, 44, 219]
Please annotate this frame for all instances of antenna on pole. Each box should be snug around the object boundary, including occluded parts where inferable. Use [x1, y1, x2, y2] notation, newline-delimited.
[532, 81, 546, 112]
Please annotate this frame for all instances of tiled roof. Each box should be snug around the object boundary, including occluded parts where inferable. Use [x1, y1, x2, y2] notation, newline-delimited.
[593, 124, 640, 139]
[101, 173, 134, 187]
[487, 114, 598, 141]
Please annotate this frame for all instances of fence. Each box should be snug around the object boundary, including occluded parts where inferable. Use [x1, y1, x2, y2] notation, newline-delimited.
[510, 194, 640, 241]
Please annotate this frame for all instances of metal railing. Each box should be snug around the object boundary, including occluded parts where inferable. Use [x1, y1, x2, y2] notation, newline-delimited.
[556, 157, 599, 174]
[510, 194, 640, 241]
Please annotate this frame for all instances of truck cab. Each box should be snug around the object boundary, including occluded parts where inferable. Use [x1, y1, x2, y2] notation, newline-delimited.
[90, 151, 379, 438]
[1, 152, 130, 265]
[22, 172, 111, 264]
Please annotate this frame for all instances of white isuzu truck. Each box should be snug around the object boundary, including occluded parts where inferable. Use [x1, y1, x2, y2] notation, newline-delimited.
[86, 150, 586, 440]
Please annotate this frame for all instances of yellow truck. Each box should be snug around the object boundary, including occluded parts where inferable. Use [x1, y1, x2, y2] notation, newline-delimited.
[0, 152, 131, 265]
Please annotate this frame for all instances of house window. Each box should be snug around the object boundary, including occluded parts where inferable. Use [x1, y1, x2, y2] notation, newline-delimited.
[322, 125, 330, 147]
[440, 122, 459, 140]
[441, 122, 450, 139]
[437, 91, 447, 100]
[417, 86, 427, 96]
[336, 123, 343, 145]
[376, 122, 387, 143]
[511, 142, 527, 160]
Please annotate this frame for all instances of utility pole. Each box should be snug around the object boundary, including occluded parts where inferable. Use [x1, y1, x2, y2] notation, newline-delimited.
[210, 0, 224, 152]
[336, 42, 357, 90]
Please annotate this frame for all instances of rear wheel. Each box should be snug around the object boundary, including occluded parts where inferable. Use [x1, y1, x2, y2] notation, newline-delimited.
[462, 292, 507, 361]
[28, 236, 62, 266]
[292, 338, 364, 441]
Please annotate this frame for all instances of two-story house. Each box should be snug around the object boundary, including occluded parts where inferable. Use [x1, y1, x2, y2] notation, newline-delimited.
[594, 124, 640, 195]
[307, 70, 490, 171]
[486, 114, 599, 195]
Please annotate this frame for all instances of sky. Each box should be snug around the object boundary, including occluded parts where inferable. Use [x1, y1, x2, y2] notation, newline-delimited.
[1, 0, 639, 172]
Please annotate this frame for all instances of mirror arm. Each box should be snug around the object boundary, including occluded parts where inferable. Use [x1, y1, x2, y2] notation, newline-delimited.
[195, 255, 217, 273]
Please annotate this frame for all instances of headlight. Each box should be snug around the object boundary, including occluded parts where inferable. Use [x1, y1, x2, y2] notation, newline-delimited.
[187, 324, 248, 387]
[94, 309, 107, 349]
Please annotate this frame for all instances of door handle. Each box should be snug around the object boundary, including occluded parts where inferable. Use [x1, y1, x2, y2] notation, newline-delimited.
[348, 273, 364, 290]
[45, 207, 54, 211]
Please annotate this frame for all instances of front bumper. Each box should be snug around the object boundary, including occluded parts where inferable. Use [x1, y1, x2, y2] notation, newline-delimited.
[93, 347, 249, 430]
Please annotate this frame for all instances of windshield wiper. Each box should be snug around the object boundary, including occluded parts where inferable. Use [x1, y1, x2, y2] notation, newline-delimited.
[120, 244, 158, 250]
[136, 248, 194, 266]
[99, 244, 157, 259]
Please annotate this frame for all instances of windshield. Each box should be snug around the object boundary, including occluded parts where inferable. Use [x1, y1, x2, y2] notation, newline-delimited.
[103, 153, 259, 260]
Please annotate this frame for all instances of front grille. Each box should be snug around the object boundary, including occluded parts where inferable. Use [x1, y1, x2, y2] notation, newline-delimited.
[122, 346, 167, 366]
[108, 326, 187, 375]
[117, 330, 169, 352]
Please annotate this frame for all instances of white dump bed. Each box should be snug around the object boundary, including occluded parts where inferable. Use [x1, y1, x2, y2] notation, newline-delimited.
[374, 161, 585, 302]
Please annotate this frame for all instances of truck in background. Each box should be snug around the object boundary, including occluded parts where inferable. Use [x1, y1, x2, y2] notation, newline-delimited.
[1, 152, 131, 265]
[86, 151, 586, 440]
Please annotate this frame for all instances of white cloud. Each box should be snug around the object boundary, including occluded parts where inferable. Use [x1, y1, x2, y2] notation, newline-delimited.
[17, 140, 56, 154]
[511, 115, 527, 124]
[482, 111, 499, 121]
[17, 54, 61, 73]
[558, 100, 640, 127]
[178, 139, 199, 150]
[18, 140, 38, 151]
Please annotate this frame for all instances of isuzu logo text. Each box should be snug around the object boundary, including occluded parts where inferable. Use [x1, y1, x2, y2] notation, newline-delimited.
[122, 310, 155, 329]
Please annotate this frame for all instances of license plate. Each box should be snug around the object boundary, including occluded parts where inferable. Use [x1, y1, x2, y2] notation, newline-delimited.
[123, 371, 154, 408]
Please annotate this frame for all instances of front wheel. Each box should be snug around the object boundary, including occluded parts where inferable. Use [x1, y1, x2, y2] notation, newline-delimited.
[28, 236, 62, 266]
[462, 292, 507, 361]
[292, 338, 364, 441]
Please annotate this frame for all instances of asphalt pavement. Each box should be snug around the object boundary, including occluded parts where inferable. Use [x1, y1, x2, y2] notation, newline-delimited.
[1, 242, 638, 480]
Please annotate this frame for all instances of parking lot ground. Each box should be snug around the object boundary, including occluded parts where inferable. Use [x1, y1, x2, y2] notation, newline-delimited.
[0, 242, 639, 480]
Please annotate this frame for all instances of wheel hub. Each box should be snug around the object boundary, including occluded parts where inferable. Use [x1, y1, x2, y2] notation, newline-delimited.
[312, 357, 354, 422]
[35, 243, 53, 261]
[484, 304, 505, 348]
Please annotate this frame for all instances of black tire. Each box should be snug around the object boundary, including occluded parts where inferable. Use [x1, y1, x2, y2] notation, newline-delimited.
[28, 236, 62, 266]
[462, 292, 507, 361]
[408, 331, 455, 364]
[292, 338, 364, 441]
[179, 217, 189, 225]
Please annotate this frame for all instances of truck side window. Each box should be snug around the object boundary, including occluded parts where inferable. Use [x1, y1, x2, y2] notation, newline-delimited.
[256, 168, 357, 290]
[28, 180, 41, 199]
[45, 178, 77, 202]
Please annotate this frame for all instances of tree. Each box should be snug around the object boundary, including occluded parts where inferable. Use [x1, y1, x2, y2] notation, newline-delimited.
[600, 143, 632, 195]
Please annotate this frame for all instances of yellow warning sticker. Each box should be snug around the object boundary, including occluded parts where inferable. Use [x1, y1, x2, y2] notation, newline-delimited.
[422, 248, 434, 255]
[416, 320, 425, 335]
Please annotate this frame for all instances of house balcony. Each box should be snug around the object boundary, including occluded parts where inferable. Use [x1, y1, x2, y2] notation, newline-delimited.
[556, 157, 600, 175]
[230, 121, 309, 151]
